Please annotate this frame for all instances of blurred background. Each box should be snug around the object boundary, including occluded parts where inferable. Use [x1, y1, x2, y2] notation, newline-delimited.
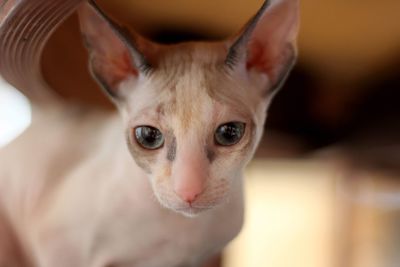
[1, 0, 399, 266]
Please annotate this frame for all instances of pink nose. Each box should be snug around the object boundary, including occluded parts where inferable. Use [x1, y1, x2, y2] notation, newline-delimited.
[175, 186, 203, 204]
[172, 145, 207, 204]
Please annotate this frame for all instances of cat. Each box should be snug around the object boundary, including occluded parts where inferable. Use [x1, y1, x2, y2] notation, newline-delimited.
[0, 0, 299, 266]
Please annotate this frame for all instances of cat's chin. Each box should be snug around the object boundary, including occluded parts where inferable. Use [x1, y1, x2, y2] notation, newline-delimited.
[158, 199, 217, 217]
[174, 206, 212, 218]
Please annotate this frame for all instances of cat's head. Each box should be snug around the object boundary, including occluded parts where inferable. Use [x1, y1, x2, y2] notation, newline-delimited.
[78, 0, 299, 217]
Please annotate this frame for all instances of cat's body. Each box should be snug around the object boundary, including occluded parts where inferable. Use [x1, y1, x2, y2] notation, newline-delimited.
[0, 106, 243, 267]
[0, 0, 299, 266]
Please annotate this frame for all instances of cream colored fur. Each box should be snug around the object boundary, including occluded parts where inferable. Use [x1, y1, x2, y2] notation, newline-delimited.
[0, 0, 299, 266]
[0, 46, 266, 267]
[0, 105, 247, 267]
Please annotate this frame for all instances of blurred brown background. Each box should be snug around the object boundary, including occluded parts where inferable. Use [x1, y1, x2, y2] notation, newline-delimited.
[24, 0, 400, 266]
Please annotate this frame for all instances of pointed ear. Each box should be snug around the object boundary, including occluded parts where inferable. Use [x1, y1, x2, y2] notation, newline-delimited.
[226, 0, 299, 94]
[78, 0, 152, 101]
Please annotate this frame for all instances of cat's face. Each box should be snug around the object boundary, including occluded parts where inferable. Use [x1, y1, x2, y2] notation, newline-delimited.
[118, 43, 269, 216]
[78, 0, 299, 217]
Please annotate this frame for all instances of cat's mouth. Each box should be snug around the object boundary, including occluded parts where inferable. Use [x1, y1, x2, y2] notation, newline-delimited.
[175, 205, 213, 217]
[155, 185, 229, 217]
[172, 195, 229, 217]
[159, 196, 223, 217]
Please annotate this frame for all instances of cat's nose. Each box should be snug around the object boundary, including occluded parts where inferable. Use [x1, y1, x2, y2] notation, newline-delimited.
[172, 144, 208, 204]
[175, 185, 203, 204]
[172, 162, 206, 204]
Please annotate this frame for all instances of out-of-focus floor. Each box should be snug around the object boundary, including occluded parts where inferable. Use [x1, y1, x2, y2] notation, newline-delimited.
[224, 159, 337, 267]
[224, 158, 400, 267]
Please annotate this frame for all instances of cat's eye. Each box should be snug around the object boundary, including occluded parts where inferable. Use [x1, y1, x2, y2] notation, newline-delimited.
[134, 126, 164, 150]
[214, 122, 246, 146]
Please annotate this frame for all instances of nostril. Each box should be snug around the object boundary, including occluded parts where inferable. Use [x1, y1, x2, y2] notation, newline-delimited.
[185, 194, 198, 204]
[175, 190, 200, 204]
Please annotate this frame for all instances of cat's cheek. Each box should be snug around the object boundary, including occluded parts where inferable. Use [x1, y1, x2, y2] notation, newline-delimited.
[211, 137, 256, 171]
[125, 132, 162, 174]
[209, 159, 238, 187]
[128, 150, 154, 174]
[151, 165, 171, 189]
[149, 165, 176, 202]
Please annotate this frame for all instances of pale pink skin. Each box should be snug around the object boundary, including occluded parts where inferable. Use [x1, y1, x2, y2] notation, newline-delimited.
[0, 0, 299, 266]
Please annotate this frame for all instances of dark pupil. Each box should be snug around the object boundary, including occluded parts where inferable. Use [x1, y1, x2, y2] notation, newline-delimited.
[216, 122, 244, 146]
[142, 128, 157, 142]
[135, 126, 163, 149]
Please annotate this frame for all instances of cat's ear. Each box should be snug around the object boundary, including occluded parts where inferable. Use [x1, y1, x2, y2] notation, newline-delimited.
[226, 0, 299, 94]
[78, 0, 153, 100]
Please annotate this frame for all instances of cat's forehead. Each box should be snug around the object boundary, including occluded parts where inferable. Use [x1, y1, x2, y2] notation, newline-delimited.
[156, 43, 253, 109]
[123, 43, 256, 127]
[128, 80, 226, 133]
[157, 42, 228, 69]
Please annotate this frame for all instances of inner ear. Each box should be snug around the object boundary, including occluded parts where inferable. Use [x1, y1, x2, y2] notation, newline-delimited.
[226, 0, 299, 94]
[78, 0, 154, 100]
[87, 46, 138, 99]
